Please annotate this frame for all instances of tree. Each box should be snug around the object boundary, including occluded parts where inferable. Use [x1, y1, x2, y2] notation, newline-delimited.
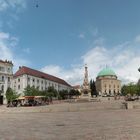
[69, 89, 81, 98]
[47, 86, 58, 98]
[59, 90, 68, 99]
[121, 83, 140, 96]
[6, 87, 19, 102]
[90, 79, 94, 97]
[90, 79, 98, 97]
[24, 85, 40, 96]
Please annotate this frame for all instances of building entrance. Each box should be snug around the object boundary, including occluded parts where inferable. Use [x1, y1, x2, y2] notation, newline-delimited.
[0, 96, 3, 104]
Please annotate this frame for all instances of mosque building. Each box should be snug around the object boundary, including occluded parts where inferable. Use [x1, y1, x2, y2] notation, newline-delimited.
[95, 67, 121, 96]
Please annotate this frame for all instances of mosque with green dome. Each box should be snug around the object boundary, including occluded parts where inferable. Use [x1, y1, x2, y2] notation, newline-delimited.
[95, 67, 121, 96]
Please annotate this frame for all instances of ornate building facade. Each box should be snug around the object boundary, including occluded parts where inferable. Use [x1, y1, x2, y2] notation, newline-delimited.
[95, 67, 121, 96]
[0, 60, 13, 104]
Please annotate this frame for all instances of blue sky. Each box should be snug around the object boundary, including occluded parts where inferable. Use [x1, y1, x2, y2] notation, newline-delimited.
[0, 0, 140, 85]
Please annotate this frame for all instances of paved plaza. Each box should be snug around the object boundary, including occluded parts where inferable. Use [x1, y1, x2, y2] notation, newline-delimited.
[0, 101, 140, 140]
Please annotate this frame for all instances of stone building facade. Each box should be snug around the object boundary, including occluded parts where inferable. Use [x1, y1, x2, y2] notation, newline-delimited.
[13, 66, 71, 95]
[95, 67, 121, 96]
[0, 60, 13, 104]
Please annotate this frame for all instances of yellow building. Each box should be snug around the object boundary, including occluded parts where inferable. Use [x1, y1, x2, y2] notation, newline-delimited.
[95, 67, 121, 96]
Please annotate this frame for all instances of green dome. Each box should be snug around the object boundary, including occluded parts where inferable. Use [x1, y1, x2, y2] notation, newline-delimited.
[97, 67, 116, 77]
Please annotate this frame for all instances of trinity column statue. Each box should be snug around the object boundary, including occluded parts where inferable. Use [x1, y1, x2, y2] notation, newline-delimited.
[81, 64, 91, 98]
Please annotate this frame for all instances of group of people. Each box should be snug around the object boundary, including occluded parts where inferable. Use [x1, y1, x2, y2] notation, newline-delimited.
[7, 97, 53, 107]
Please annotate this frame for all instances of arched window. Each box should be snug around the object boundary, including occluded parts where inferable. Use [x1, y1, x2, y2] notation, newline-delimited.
[1, 85, 4, 92]
[8, 77, 10, 82]
[109, 89, 111, 95]
[2, 76, 4, 82]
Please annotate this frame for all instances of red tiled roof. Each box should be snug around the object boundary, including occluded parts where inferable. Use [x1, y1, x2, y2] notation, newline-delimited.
[72, 85, 81, 89]
[14, 66, 71, 87]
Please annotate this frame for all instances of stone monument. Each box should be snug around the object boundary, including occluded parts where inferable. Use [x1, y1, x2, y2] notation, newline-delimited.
[81, 64, 91, 99]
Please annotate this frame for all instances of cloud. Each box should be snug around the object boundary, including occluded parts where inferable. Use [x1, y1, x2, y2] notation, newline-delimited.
[0, 32, 9, 39]
[0, 0, 27, 30]
[0, 0, 26, 12]
[41, 65, 83, 85]
[41, 35, 140, 86]
[89, 27, 98, 37]
[135, 35, 140, 43]
[0, 31, 30, 72]
[23, 48, 30, 54]
[82, 45, 140, 85]
[78, 33, 85, 39]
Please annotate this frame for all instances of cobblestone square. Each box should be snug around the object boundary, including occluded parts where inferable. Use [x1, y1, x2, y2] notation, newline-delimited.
[0, 102, 140, 140]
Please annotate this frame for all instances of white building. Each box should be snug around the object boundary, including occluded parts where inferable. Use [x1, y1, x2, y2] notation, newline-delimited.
[13, 66, 71, 95]
[0, 60, 13, 104]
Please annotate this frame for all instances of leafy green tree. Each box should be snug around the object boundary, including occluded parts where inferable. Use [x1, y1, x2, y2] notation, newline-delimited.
[121, 85, 127, 96]
[24, 85, 40, 96]
[121, 83, 140, 96]
[59, 90, 68, 99]
[69, 89, 81, 98]
[6, 87, 19, 102]
[90, 79, 98, 97]
[47, 86, 58, 97]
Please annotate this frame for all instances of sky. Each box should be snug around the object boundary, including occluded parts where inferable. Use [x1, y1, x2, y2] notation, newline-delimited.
[0, 0, 140, 85]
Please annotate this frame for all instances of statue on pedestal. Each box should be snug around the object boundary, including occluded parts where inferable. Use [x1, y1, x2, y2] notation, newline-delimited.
[81, 64, 91, 98]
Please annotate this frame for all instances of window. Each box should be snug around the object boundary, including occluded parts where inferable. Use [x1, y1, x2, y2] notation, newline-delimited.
[7, 67, 10, 73]
[28, 77, 30, 82]
[37, 79, 39, 83]
[1, 85, 4, 92]
[33, 79, 35, 82]
[0, 66, 5, 72]
[18, 78, 20, 82]
[18, 85, 20, 90]
[2, 76, 4, 82]
[41, 87, 43, 90]
[41, 80, 43, 84]
[8, 77, 10, 82]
